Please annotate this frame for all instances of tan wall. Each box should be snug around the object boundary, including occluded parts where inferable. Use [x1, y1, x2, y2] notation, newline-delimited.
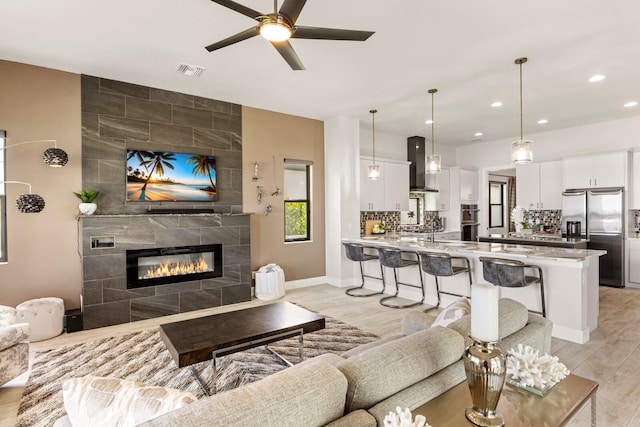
[242, 106, 325, 281]
[0, 60, 82, 308]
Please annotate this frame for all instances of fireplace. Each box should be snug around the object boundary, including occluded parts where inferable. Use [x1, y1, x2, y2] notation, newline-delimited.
[126, 244, 223, 289]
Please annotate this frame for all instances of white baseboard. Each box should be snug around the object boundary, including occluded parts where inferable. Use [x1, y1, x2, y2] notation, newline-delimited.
[284, 276, 332, 290]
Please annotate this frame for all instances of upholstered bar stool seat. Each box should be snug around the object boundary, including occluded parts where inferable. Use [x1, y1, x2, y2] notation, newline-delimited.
[418, 251, 473, 312]
[479, 257, 546, 317]
[342, 242, 385, 297]
[377, 246, 424, 309]
[17, 297, 65, 342]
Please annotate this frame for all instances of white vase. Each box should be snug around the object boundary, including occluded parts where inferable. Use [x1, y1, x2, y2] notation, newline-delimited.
[515, 224, 523, 234]
[79, 203, 97, 215]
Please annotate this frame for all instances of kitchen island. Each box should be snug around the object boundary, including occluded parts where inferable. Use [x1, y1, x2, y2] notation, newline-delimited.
[343, 234, 605, 344]
[478, 233, 589, 249]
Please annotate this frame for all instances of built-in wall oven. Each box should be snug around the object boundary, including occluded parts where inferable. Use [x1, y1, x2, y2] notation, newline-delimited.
[461, 204, 480, 241]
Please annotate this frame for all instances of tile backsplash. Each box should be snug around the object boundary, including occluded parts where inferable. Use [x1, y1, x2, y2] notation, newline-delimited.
[360, 211, 401, 233]
[527, 210, 562, 230]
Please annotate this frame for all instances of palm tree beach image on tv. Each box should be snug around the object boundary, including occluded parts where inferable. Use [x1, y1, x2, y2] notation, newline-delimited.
[126, 150, 218, 202]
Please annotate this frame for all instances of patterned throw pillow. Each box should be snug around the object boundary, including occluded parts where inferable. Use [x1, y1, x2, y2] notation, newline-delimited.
[61, 376, 197, 427]
[431, 297, 471, 328]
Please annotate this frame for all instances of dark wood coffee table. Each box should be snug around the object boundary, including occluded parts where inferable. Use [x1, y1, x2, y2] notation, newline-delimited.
[413, 374, 598, 426]
[160, 301, 325, 395]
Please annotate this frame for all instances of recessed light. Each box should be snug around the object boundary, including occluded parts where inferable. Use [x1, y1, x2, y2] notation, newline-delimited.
[537, 119, 548, 124]
[425, 119, 433, 124]
[589, 74, 605, 82]
[474, 132, 483, 137]
[624, 101, 638, 108]
[491, 101, 503, 108]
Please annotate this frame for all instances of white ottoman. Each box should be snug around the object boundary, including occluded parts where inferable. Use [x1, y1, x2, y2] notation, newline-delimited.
[255, 264, 285, 300]
[17, 297, 65, 342]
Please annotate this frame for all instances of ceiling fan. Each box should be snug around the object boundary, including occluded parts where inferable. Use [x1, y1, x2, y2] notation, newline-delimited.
[205, 0, 375, 70]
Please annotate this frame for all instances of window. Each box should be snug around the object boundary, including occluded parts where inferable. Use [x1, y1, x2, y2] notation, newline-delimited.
[489, 181, 504, 228]
[284, 159, 311, 242]
[0, 130, 6, 262]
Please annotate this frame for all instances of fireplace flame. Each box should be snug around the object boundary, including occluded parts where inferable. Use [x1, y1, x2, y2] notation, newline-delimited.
[144, 256, 211, 279]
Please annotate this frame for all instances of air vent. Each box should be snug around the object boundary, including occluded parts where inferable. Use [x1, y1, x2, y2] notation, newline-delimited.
[177, 63, 205, 77]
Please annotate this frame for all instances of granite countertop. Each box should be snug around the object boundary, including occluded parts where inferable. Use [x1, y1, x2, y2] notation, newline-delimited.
[348, 233, 605, 262]
[477, 234, 589, 249]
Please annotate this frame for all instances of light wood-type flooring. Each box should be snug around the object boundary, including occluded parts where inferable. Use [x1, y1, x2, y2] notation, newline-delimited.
[1, 284, 639, 426]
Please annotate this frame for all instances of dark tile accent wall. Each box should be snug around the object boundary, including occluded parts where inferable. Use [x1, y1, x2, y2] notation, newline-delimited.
[81, 75, 243, 214]
[80, 75, 250, 329]
[81, 214, 251, 329]
[359, 211, 401, 233]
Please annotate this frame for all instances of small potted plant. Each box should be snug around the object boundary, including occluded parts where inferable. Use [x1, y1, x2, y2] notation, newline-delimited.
[74, 189, 100, 215]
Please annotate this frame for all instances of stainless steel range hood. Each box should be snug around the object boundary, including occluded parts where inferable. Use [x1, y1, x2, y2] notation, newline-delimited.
[407, 136, 438, 192]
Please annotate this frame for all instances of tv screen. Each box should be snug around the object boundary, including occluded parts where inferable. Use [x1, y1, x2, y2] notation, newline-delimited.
[126, 150, 218, 202]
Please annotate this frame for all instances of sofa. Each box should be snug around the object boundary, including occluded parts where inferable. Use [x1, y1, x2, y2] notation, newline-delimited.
[55, 299, 552, 427]
[132, 298, 552, 427]
[0, 304, 31, 386]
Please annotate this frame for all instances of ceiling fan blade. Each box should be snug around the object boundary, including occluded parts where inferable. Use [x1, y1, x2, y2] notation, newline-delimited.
[278, 0, 307, 24]
[292, 26, 375, 41]
[210, 0, 263, 19]
[271, 41, 305, 70]
[205, 27, 259, 52]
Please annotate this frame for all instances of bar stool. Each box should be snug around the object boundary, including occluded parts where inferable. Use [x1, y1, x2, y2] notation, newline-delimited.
[342, 242, 385, 297]
[479, 257, 546, 317]
[418, 251, 473, 312]
[377, 246, 424, 309]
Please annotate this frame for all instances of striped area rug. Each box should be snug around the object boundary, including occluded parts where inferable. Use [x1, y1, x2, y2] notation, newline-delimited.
[16, 315, 379, 427]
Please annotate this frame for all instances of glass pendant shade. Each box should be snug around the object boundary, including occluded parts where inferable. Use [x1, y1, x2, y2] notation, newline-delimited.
[367, 164, 381, 180]
[43, 147, 69, 167]
[16, 193, 45, 213]
[511, 140, 533, 164]
[426, 154, 441, 174]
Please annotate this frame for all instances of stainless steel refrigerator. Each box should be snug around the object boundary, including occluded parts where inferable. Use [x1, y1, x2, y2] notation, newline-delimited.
[562, 188, 625, 287]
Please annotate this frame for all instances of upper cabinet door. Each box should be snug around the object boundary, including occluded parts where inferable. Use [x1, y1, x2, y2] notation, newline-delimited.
[384, 161, 410, 211]
[434, 168, 450, 211]
[563, 157, 593, 189]
[593, 152, 626, 188]
[539, 161, 563, 210]
[359, 159, 384, 211]
[459, 169, 478, 202]
[516, 163, 540, 209]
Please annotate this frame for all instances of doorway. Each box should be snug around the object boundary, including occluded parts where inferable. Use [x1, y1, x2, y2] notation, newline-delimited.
[486, 169, 516, 235]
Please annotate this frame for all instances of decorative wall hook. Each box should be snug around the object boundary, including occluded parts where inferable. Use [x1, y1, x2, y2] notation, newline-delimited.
[252, 161, 260, 181]
[265, 204, 272, 216]
[257, 185, 263, 204]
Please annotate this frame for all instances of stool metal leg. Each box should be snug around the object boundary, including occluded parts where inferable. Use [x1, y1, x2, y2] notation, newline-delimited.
[345, 259, 385, 297]
[379, 266, 424, 309]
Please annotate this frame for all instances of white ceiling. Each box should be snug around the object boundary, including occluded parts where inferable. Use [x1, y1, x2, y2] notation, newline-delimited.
[1, 0, 639, 147]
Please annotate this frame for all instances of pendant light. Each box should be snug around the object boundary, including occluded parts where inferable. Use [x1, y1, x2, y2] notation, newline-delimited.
[426, 89, 441, 174]
[511, 57, 533, 164]
[367, 109, 381, 180]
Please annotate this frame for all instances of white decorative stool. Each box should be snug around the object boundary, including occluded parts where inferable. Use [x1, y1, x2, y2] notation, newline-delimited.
[17, 297, 65, 342]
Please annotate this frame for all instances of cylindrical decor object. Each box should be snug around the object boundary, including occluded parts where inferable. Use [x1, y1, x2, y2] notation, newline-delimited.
[463, 339, 506, 427]
[471, 284, 499, 342]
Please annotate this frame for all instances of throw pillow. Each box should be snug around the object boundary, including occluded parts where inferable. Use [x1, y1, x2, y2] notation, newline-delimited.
[431, 297, 471, 328]
[61, 376, 197, 427]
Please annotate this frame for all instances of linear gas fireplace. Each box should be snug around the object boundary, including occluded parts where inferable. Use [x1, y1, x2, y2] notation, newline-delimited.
[126, 244, 223, 289]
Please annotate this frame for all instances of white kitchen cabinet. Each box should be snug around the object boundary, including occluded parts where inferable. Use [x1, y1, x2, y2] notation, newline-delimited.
[516, 161, 562, 210]
[360, 158, 409, 211]
[434, 168, 450, 211]
[459, 168, 478, 203]
[384, 161, 409, 211]
[632, 152, 640, 209]
[629, 239, 640, 284]
[360, 159, 384, 211]
[562, 152, 627, 189]
[435, 231, 461, 241]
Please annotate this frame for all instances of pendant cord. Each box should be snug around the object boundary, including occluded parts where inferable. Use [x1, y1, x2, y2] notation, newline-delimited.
[274, 0, 278, 13]
[519, 61, 524, 141]
[431, 91, 435, 156]
[370, 109, 377, 165]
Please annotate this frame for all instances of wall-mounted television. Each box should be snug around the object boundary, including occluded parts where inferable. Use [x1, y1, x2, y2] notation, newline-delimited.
[126, 149, 218, 202]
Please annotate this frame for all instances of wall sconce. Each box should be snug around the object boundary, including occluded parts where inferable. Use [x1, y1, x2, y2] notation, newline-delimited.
[252, 161, 260, 181]
[0, 181, 46, 213]
[2, 139, 69, 167]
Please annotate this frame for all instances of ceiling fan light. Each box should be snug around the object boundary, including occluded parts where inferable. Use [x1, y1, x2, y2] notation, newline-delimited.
[260, 16, 292, 42]
[426, 154, 441, 174]
[511, 140, 533, 164]
[43, 147, 69, 167]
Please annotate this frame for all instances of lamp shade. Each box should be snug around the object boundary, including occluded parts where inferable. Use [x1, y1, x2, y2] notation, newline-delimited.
[16, 193, 46, 213]
[511, 140, 533, 164]
[426, 154, 441, 174]
[43, 147, 69, 167]
[367, 164, 381, 180]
